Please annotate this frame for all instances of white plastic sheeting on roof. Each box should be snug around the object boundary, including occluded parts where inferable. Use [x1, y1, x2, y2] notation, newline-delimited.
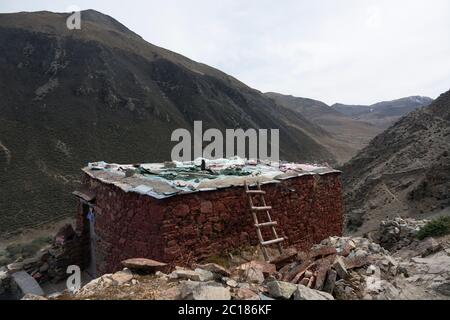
[83, 157, 340, 199]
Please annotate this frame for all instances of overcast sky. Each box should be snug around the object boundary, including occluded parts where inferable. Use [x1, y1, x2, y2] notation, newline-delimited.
[1, 0, 450, 105]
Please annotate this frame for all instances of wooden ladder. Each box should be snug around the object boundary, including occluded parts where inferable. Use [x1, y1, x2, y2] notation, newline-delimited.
[244, 181, 284, 262]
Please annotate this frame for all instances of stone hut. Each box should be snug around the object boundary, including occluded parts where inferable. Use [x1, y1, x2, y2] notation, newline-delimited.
[73, 158, 344, 275]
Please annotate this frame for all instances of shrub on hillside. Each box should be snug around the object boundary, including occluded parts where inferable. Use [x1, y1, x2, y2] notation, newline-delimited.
[417, 216, 450, 240]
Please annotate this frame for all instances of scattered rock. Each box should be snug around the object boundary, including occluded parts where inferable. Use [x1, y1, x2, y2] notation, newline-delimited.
[195, 263, 230, 277]
[293, 285, 334, 300]
[171, 268, 214, 282]
[44, 217, 450, 301]
[267, 281, 297, 299]
[379, 218, 428, 251]
[234, 288, 259, 300]
[180, 281, 231, 300]
[332, 256, 349, 279]
[111, 269, 133, 285]
[236, 262, 266, 284]
[244, 268, 265, 284]
[194, 268, 215, 282]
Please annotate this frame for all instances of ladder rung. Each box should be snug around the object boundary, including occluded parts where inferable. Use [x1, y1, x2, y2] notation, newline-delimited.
[251, 206, 272, 211]
[246, 190, 266, 195]
[261, 238, 285, 246]
[255, 221, 278, 228]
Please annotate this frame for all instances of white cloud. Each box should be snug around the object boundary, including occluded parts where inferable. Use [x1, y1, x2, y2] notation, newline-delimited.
[1, 0, 449, 104]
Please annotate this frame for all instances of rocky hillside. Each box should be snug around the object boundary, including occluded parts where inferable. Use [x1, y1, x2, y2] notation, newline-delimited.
[341, 90, 450, 233]
[0, 10, 335, 234]
[265, 92, 383, 163]
[332, 96, 433, 129]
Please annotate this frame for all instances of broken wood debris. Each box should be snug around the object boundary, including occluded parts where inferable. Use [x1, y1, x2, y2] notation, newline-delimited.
[274, 240, 379, 292]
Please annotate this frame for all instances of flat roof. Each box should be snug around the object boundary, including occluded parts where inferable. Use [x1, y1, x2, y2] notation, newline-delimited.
[82, 157, 341, 199]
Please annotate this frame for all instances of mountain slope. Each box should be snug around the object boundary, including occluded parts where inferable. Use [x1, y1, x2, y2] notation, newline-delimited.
[341, 90, 450, 234]
[0, 10, 335, 234]
[332, 96, 433, 129]
[265, 92, 383, 163]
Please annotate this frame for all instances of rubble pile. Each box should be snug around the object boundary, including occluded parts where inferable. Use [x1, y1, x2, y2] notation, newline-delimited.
[0, 224, 87, 299]
[52, 235, 410, 300]
[267, 236, 402, 300]
[379, 218, 428, 251]
[4, 225, 86, 284]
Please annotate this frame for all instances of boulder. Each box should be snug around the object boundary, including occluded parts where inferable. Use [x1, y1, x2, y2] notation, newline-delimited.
[194, 268, 215, 282]
[293, 285, 334, 300]
[236, 260, 274, 284]
[11, 271, 44, 298]
[267, 281, 297, 299]
[121, 258, 169, 273]
[379, 218, 428, 251]
[242, 267, 265, 284]
[194, 263, 230, 277]
[171, 268, 214, 282]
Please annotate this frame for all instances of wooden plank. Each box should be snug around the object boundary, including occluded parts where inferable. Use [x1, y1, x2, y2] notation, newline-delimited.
[314, 259, 332, 290]
[283, 259, 314, 282]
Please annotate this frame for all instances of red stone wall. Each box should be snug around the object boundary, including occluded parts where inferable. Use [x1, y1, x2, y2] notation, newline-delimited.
[76, 173, 344, 275]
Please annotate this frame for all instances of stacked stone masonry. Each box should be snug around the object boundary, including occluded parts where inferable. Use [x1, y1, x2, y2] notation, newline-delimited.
[76, 172, 344, 275]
